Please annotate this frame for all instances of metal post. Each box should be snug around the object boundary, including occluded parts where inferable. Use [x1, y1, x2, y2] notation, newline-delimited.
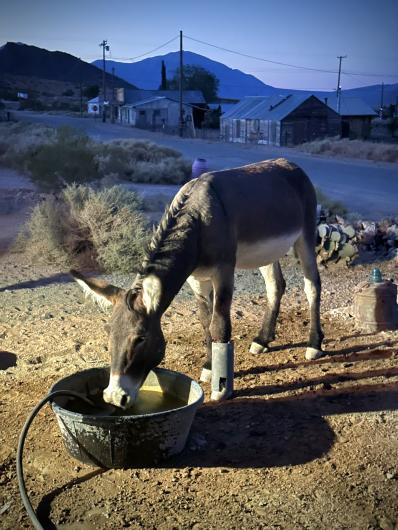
[211, 342, 234, 401]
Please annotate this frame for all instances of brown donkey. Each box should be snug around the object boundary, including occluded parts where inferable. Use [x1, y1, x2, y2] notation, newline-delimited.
[72, 158, 324, 408]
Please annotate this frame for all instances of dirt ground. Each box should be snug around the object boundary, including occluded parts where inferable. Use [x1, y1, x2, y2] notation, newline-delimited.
[0, 248, 397, 530]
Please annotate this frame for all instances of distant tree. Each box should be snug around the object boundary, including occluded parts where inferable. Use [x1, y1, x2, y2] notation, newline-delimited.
[168, 65, 219, 102]
[159, 60, 169, 90]
[62, 89, 74, 97]
[202, 105, 221, 129]
[83, 85, 99, 99]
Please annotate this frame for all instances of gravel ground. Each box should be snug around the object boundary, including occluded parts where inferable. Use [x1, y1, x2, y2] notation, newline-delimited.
[0, 250, 397, 530]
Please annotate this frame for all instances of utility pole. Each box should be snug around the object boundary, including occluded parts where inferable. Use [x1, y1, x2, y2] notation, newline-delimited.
[336, 55, 347, 114]
[79, 58, 83, 117]
[111, 66, 115, 123]
[179, 30, 183, 138]
[99, 39, 109, 123]
[379, 82, 384, 118]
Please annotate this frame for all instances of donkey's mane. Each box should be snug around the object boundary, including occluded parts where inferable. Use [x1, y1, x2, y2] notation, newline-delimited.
[130, 180, 198, 293]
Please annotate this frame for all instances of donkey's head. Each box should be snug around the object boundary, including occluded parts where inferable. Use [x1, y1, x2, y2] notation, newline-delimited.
[71, 270, 165, 409]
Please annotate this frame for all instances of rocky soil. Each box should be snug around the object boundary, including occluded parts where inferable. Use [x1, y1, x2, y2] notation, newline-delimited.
[0, 250, 397, 530]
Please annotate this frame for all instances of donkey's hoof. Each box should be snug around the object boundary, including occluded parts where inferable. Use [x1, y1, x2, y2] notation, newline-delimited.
[210, 388, 233, 401]
[249, 341, 269, 354]
[200, 367, 212, 383]
[305, 347, 324, 360]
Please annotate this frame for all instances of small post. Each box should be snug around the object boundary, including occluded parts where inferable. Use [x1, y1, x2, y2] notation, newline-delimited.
[211, 342, 234, 401]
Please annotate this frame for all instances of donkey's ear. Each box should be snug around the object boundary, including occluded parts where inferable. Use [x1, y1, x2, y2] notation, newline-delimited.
[70, 270, 125, 309]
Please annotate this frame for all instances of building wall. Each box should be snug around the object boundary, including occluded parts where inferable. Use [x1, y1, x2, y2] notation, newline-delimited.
[342, 116, 373, 139]
[221, 118, 281, 145]
[119, 99, 194, 132]
[280, 97, 341, 146]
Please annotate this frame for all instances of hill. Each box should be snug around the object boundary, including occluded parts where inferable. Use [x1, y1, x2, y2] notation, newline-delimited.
[93, 50, 276, 100]
[93, 50, 398, 108]
[0, 42, 135, 89]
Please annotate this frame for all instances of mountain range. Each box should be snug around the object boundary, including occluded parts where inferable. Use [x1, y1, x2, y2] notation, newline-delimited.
[0, 42, 135, 89]
[93, 50, 398, 108]
[0, 42, 396, 109]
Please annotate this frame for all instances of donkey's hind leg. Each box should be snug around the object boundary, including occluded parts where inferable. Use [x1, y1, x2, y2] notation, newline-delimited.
[186, 275, 213, 382]
[250, 262, 286, 354]
[294, 236, 324, 360]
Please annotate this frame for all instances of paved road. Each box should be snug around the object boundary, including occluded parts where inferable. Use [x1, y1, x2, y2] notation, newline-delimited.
[14, 111, 398, 219]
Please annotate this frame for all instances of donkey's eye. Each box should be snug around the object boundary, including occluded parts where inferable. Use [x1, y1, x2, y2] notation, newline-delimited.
[132, 336, 145, 349]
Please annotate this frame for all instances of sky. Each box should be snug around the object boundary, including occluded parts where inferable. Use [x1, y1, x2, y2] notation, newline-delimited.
[1, 0, 397, 91]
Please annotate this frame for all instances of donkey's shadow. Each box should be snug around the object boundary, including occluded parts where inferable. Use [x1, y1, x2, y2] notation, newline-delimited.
[169, 380, 398, 469]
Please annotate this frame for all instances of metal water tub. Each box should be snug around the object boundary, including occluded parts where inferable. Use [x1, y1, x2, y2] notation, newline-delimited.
[50, 367, 204, 468]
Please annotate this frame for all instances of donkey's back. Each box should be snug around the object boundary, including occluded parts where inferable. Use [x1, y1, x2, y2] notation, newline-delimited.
[189, 158, 317, 270]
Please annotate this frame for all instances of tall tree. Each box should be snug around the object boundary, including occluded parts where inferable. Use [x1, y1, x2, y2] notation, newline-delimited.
[159, 60, 168, 90]
[168, 65, 219, 102]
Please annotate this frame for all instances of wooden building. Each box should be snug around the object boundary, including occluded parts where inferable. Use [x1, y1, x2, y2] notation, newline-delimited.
[119, 96, 195, 134]
[117, 89, 206, 130]
[220, 94, 341, 146]
[326, 96, 377, 139]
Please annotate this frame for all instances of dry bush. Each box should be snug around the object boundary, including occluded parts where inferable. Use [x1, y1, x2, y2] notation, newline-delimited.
[298, 137, 398, 163]
[27, 127, 99, 190]
[95, 139, 191, 184]
[0, 121, 56, 169]
[17, 185, 149, 272]
[0, 122, 191, 189]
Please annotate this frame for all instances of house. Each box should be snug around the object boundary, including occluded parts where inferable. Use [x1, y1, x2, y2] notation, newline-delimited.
[220, 94, 341, 146]
[117, 89, 206, 129]
[119, 96, 195, 134]
[87, 96, 101, 115]
[325, 96, 377, 139]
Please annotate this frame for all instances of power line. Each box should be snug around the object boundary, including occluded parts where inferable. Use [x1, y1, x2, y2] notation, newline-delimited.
[108, 36, 179, 62]
[184, 34, 398, 79]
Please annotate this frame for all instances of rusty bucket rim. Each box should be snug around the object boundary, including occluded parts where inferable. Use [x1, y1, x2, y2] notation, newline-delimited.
[50, 366, 204, 421]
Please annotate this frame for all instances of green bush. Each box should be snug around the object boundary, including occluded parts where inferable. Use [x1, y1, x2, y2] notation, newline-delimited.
[18, 185, 149, 272]
[0, 123, 191, 190]
[27, 127, 99, 190]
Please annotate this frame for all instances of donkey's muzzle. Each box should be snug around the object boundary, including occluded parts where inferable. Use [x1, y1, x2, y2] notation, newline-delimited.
[103, 373, 139, 409]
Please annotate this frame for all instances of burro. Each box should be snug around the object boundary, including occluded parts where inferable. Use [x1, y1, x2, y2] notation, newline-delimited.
[72, 158, 324, 408]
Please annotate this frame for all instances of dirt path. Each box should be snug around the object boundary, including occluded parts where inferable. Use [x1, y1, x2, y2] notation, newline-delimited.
[0, 252, 397, 530]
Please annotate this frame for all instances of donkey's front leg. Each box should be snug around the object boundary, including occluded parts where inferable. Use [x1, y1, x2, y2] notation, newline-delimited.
[210, 268, 234, 400]
[186, 276, 213, 383]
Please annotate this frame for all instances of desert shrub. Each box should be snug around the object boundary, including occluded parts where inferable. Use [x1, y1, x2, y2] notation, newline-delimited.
[27, 127, 99, 190]
[0, 122, 191, 189]
[15, 197, 70, 264]
[95, 139, 191, 184]
[298, 137, 398, 163]
[19, 98, 45, 111]
[0, 121, 56, 169]
[18, 185, 149, 272]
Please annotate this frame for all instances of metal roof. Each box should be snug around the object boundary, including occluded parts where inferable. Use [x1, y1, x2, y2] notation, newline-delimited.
[122, 89, 206, 105]
[221, 94, 328, 121]
[326, 96, 377, 116]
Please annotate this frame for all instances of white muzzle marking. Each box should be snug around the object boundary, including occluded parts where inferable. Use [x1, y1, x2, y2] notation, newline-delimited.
[103, 373, 141, 409]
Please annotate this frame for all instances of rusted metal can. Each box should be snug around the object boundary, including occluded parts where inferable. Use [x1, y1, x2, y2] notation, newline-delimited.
[354, 271, 398, 332]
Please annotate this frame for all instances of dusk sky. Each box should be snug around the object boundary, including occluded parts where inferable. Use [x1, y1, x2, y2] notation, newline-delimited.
[2, 0, 397, 91]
